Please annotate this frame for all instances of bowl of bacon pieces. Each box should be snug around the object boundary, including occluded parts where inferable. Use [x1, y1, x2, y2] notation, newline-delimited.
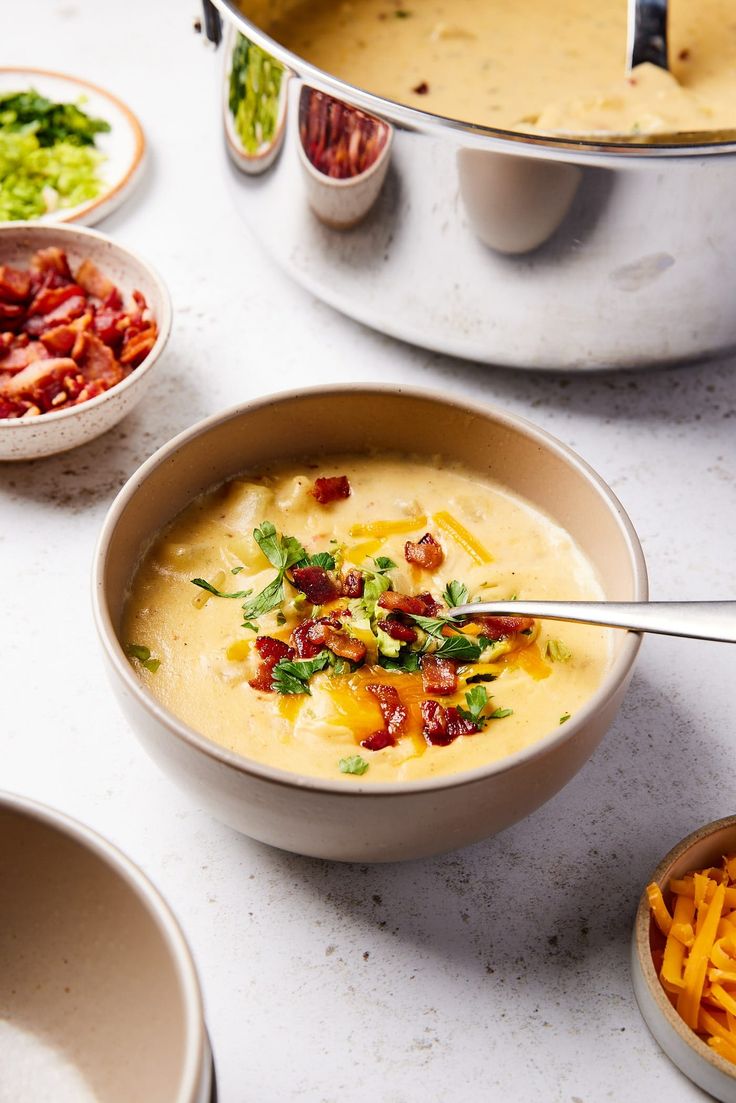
[0, 221, 171, 460]
[632, 815, 736, 1103]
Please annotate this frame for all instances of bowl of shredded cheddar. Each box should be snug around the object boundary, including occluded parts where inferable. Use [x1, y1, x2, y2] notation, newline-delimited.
[632, 816, 736, 1102]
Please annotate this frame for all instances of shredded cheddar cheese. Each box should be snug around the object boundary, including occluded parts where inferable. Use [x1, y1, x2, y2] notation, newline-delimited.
[432, 511, 493, 565]
[648, 853, 736, 1061]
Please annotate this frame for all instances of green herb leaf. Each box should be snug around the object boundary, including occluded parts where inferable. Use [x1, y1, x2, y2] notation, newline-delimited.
[465, 671, 498, 684]
[253, 521, 306, 571]
[433, 636, 483, 663]
[242, 621, 258, 633]
[371, 556, 397, 573]
[378, 651, 421, 673]
[276, 612, 287, 626]
[231, 566, 244, 574]
[559, 712, 571, 725]
[395, 8, 411, 16]
[339, 755, 369, 776]
[294, 550, 336, 571]
[241, 575, 285, 621]
[271, 650, 331, 695]
[443, 580, 469, 608]
[489, 707, 513, 719]
[546, 639, 572, 662]
[407, 613, 449, 638]
[190, 578, 252, 599]
[457, 685, 489, 727]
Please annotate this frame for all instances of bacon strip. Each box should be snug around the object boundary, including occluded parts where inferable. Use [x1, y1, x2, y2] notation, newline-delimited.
[377, 590, 441, 617]
[470, 614, 535, 640]
[0, 266, 32, 303]
[404, 532, 444, 570]
[248, 636, 294, 692]
[312, 475, 351, 504]
[290, 566, 341, 605]
[420, 700, 477, 746]
[341, 569, 364, 598]
[361, 683, 409, 751]
[377, 618, 417, 643]
[291, 614, 342, 659]
[420, 654, 457, 696]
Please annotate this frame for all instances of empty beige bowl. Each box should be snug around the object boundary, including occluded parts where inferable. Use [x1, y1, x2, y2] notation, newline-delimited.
[93, 384, 646, 862]
[0, 792, 212, 1103]
[632, 816, 736, 1102]
[0, 221, 171, 460]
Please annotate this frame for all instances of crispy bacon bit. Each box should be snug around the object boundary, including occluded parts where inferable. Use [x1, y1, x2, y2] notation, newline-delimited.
[377, 590, 442, 617]
[30, 247, 72, 279]
[300, 88, 390, 180]
[470, 614, 535, 640]
[361, 729, 396, 752]
[290, 565, 341, 605]
[404, 532, 444, 570]
[342, 569, 364, 598]
[311, 475, 351, 504]
[420, 700, 477, 746]
[377, 618, 417, 643]
[0, 248, 158, 420]
[291, 613, 340, 659]
[361, 683, 409, 751]
[248, 636, 294, 692]
[0, 266, 32, 303]
[318, 626, 367, 663]
[75, 259, 116, 301]
[420, 654, 457, 696]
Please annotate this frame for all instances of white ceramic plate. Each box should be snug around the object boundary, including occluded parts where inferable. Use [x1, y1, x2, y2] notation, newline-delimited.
[0, 67, 145, 225]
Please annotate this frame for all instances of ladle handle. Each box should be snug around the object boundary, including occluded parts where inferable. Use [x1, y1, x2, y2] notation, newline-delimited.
[447, 601, 736, 644]
[627, 0, 668, 70]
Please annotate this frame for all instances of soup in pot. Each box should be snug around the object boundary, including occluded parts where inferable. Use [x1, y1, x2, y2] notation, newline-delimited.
[246, 0, 736, 136]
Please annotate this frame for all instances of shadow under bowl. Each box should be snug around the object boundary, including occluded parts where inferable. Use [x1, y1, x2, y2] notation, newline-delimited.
[93, 383, 646, 862]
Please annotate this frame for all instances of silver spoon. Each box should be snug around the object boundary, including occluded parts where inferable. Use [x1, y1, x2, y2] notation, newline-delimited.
[627, 0, 668, 70]
[445, 601, 736, 644]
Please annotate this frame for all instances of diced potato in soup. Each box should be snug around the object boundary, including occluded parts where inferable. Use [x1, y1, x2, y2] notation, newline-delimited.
[122, 455, 610, 782]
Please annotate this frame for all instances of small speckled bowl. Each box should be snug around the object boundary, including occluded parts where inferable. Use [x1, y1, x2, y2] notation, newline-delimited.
[632, 815, 736, 1102]
[94, 384, 646, 862]
[0, 791, 213, 1103]
[0, 222, 171, 461]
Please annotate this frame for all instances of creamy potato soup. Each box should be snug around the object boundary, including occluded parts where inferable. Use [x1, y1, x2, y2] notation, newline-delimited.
[255, 0, 736, 136]
[123, 456, 610, 783]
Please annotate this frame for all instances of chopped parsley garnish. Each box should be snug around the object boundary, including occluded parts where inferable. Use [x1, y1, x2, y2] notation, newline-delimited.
[276, 611, 287, 626]
[407, 613, 448, 638]
[294, 550, 336, 570]
[191, 578, 252, 599]
[433, 635, 483, 662]
[339, 755, 369, 775]
[378, 650, 421, 673]
[254, 521, 306, 571]
[231, 566, 244, 574]
[560, 712, 571, 725]
[125, 642, 161, 673]
[546, 639, 572, 662]
[395, 8, 411, 16]
[442, 580, 468, 608]
[371, 556, 397, 573]
[457, 685, 490, 727]
[271, 650, 331, 695]
[489, 707, 513, 719]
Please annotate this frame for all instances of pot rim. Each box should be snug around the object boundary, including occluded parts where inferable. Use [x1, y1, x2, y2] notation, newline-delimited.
[93, 381, 647, 798]
[0, 789, 208, 1103]
[213, 0, 736, 159]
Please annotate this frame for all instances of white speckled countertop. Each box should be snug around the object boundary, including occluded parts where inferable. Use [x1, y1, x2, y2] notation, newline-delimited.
[4, 3, 736, 1100]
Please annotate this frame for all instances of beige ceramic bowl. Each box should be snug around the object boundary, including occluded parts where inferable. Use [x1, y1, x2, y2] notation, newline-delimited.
[0, 791, 212, 1103]
[0, 222, 171, 461]
[93, 384, 647, 862]
[632, 816, 736, 1102]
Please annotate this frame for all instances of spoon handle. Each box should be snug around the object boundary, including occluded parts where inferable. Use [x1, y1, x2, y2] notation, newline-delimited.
[627, 0, 669, 70]
[446, 601, 736, 644]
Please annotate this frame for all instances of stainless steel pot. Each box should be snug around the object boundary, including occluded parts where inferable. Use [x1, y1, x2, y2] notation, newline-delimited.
[202, 0, 736, 370]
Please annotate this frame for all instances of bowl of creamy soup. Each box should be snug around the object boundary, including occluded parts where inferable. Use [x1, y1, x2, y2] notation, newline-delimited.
[201, 0, 736, 368]
[0, 792, 212, 1103]
[94, 384, 646, 861]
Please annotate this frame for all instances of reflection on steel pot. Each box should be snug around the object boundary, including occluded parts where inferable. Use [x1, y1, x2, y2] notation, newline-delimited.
[203, 0, 736, 370]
